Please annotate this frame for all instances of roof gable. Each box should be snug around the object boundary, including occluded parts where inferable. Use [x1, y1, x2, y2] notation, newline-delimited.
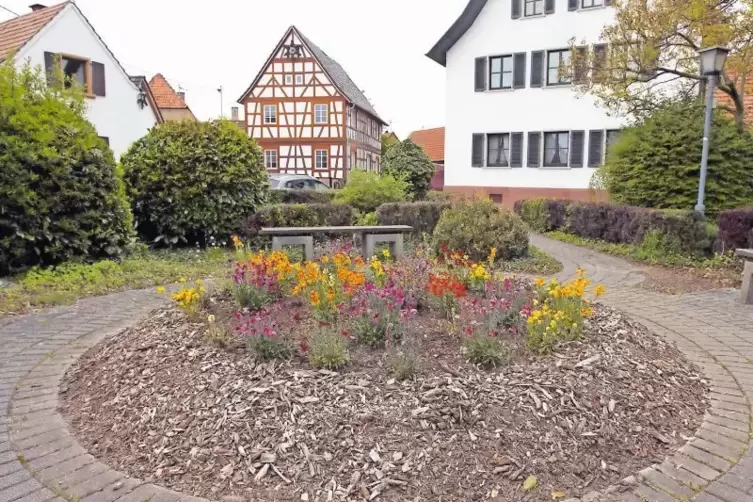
[409, 127, 445, 162]
[426, 0, 488, 66]
[148, 73, 189, 110]
[130, 76, 164, 123]
[0, 2, 68, 61]
[238, 26, 386, 124]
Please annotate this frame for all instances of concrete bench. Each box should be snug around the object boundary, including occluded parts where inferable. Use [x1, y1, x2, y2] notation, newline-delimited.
[737, 249, 753, 305]
[259, 225, 413, 261]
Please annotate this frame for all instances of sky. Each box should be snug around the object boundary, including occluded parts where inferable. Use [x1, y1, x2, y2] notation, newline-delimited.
[0, 0, 469, 138]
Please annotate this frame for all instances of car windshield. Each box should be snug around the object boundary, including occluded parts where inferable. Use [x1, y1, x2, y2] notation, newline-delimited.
[269, 177, 281, 188]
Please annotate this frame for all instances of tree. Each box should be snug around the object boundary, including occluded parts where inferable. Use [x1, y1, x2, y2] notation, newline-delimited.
[381, 132, 399, 157]
[572, 0, 753, 129]
[381, 139, 436, 200]
[0, 60, 134, 274]
[335, 170, 408, 213]
[121, 120, 267, 246]
[602, 100, 753, 215]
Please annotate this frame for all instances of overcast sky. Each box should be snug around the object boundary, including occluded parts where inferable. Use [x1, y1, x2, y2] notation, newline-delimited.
[1, 0, 468, 137]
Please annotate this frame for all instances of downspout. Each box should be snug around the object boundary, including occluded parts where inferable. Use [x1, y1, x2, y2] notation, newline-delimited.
[344, 101, 356, 187]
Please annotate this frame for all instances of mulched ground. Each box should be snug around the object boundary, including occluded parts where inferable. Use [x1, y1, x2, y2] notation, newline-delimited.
[60, 302, 708, 502]
[637, 264, 741, 295]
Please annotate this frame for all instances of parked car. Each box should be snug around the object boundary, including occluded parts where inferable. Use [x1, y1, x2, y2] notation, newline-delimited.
[269, 174, 331, 191]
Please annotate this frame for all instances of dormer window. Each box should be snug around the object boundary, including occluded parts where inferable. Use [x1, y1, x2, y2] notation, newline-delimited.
[524, 0, 544, 16]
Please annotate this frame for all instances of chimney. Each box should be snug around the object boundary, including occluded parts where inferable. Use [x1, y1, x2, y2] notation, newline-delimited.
[231, 107, 239, 121]
[177, 91, 186, 102]
[29, 4, 46, 12]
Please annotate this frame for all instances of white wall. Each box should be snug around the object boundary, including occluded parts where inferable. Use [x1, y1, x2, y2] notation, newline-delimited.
[444, 0, 624, 189]
[17, 5, 157, 158]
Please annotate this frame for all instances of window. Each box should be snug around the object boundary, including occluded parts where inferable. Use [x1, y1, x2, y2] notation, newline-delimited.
[295, 74, 304, 85]
[61, 55, 87, 89]
[315, 150, 328, 169]
[525, 0, 544, 16]
[489, 194, 503, 204]
[264, 150, 278, 169]
[487, 134, 510, 167]
[581, 0, 603, 7]
[314, 104, 328, 124]
[489, 55, 513, 90]
[284, 74, 293, 85]
[606, 129, 621, 158]
[263, 105, 277, 124]
[547, 49, 571, 86]
[544, 132, 570, 167]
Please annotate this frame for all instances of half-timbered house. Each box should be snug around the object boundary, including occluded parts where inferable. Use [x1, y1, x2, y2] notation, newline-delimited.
[238, 26, 387, 187]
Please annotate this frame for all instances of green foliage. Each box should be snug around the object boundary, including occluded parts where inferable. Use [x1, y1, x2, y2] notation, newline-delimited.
[382, 139, 436, 200]
[0, 249, 231, 314]
[497, 246, 564, 275]
[602, 100, 753, 215]
[267, 189, 335, 204]
[432, 199, 529, 261]
[234, 284, 273, 311]
[356, 212, 379, 226]
[516, 199, 550, 232]
[377, 202, 451, 234]
[335, 170, 409, 213]
[0, 60, 133, 275]
[389, 350, 419, 381]
[381, 132, 400, 157]
[247, 336, 294, 362]
[308, 330, 350, 370]
[242, 203, 354, 236]
[122, 119, 267, 246]
[205, 320, 234, 347]
[426, 190, 453, 202]
[464, 333, 508, 369]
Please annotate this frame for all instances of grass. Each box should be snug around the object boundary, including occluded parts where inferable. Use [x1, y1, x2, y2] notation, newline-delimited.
[0, 248, 233, 316]
[498, 245, 564, 275]
[546, 231, 741, 270]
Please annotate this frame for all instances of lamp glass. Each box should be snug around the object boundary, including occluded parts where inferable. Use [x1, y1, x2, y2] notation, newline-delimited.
[699, 47, 729, 75]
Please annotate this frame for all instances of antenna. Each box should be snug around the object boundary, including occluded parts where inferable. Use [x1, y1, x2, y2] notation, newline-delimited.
[217, 86, 224, 118]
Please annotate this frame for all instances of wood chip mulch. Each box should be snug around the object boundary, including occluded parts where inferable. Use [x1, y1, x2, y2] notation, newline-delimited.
[60, 305, 708, 502]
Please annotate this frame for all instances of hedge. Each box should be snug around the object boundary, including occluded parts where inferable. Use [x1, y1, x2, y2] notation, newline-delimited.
[240, 203, 355, 237]
[717, 207, 753, 251]
[267, 189, 336, 205]
[516, 199, 711, 257]
[376, 202, 451, 234]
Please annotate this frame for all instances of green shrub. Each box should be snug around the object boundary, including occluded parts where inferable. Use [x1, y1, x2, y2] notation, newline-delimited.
[602, 99, 753, 215]
[426, 190, 453, 202]
[234, 283, 272, 310]
[464, 334, 508, 369]
[122, 119, 267, 246]
[267, 189, 335, 204]
[389, 350, 419, 381]
[308, 330, 350, 370]
[377, 202, 451, 234]
[0, 61, 133, 275]
[382, 139, 436, 200]
[241, 203, 354, 237]
[356, 212, 379, 226]
[247, 336, 293, 361]
[516, 199, 549, 232]
[335, 170, 408, 213]
[432, 199, 529, 261]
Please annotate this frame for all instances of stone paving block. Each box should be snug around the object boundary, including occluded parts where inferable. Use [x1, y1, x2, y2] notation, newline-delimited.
[19, 437, 76, 462]
[15, 487, 57, 502]
[690, 438, 744, 462]
[704, 414, 750, 434]
[12, 423, 67, 443]
[0, 459, 23, 478]
[696, 428, 749, 452]
[708, 408, 750, 424]
[706, 481, 752, 502]
[23, 444, 86, 472]
[13, 430, 72, 451]
[717, 471, 753, 494]
[80, 478, 142, 502]
[672, 453, 723, 481]
[709, 392, 749, 406]
[692, 492, 726, 502]
[633, 482, 676, 502]
[0, 468, 33, 490]
[0, 477, 43, 502]
[641, 468, 696, 498]
[35, 453, 96, 484]
[66, 469, 123, 500]
[55, 462, 110, 491]
[701, 422, 750, 442]
[113, 484, 180, 502]
[654, 461, 707, 490]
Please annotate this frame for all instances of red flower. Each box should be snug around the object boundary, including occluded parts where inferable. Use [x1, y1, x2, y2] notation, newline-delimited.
[299, 340, 310, 354]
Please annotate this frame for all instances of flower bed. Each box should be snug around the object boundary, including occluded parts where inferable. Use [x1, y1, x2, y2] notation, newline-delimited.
[60, 240, 708, 502]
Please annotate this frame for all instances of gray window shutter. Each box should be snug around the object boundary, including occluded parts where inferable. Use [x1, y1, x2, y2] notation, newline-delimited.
[588, 130, 605, 167]
[44, 51, 57, 85]
[92, 61, 106, 97]
[593, 44, 607, 80]
[573, 46, 587, 83]
[545, 0, 555, 14]
[475, 57, 487, 92]
[510, 132, 524, 167]
[568, 0, 579, 10]
[570, 131, 585, 167]
[530, 51, 544, 88]
[511, 0, 521, 19]
[513, 53, 526, 89]
[527, 132, 541, 168]
[472, 134, 485, 167]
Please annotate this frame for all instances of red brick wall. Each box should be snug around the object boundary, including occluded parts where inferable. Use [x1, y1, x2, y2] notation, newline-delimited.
[444, 186, 608, 210]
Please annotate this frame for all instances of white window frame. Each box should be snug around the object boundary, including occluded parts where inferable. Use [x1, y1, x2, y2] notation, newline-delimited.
[314, 104, 328, 125]
[543, 131, 571, 168]
[295, 74, 304, 85]
[284, 74, 293, 85]
[581, 0, 603, 8]
[315, 149, 328, 170]
[489, 54, 514, 90]
[264, 150, 278, 169]
[486, 133, 511, 168]
[263, 105, 277, 124]
[546, 49, 572, 86]
[524, 0, 544, 17]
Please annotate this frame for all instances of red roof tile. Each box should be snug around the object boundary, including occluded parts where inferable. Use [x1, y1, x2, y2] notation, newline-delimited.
[148, 73, 189, 109]
[409, 127, 445, 162]
[0, 3, 68, 61]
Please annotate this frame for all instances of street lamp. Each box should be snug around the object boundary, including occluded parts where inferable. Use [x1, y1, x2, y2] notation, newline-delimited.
[695, 46, 730, 216]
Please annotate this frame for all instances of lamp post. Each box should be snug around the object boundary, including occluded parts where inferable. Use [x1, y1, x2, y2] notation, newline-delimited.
[695, 46, 730, 216]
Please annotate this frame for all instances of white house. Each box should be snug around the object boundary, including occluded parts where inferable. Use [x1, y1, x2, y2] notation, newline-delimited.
[0, 2, 161, 158]
[427, 0, 624, 207]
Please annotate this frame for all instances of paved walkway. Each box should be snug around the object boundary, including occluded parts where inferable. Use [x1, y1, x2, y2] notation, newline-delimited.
[0, 237, 751, 502]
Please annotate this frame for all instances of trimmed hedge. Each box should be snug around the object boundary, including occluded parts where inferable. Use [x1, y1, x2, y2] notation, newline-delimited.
[241, 203, 355, 237]
[717, 207, 753, 251]
[376, 202, 451, 234]
[516, 199, 711, 257]
[267, 189, 336, 205]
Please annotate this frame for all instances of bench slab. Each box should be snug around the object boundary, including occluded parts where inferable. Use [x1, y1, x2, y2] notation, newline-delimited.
[736, 248, 753, 260]
[260, 226, 412, 236]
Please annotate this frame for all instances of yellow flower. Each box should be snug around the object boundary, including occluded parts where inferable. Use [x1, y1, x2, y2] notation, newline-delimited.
[321, 255, 330, 263]
[310, 290, 321, 307]
[208, 314, 216, 323]
[196, 279, 203, 285]
[382, 248, 391, 259]
[594, 284, 606, 297]
[156, 286, 166, 294]
[535, 277, 546, 287]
